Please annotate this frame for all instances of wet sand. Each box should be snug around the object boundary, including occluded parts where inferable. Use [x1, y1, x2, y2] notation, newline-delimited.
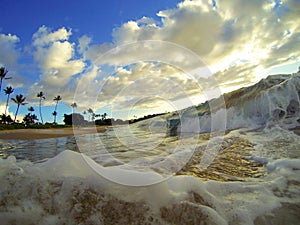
[176, 135, 265, 181]
[0, 126, 107, 140]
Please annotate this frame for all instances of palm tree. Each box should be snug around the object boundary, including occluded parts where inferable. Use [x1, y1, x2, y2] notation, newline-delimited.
[24, 106, 38, 125]
[53, 95, 62, 123]
[83, 110, 87, 120]
[11, 94, 27, 122]
[0, 114, 13, 124]
[0, 67, 11, 91]
[101, 113, 107, 121]
[37, 91, 45, 124]
[52, 111, 57, 122]
[23, 113, 38, 125]
[87, 108, 94, 121]
[71, 102, 77, 113]
[4, 86, 14, 115]
[28, 106, 35, 113]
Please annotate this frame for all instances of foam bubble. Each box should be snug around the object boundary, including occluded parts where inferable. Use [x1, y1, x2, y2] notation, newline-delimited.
[0, 145, 299, 224]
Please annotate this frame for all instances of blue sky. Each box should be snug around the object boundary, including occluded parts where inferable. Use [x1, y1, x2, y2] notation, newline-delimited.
[1, 0, 300, 124]
[2, 0, 181, 44]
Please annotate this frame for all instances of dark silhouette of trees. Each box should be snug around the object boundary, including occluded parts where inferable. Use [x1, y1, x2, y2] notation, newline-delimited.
[129, 112, 167, 124]
[87, 108, 94, 121]
[71, 102, 77, 113]
[83, 110, 87, 120]
[11, 94, 27, 122]
[4, 86, 14, 115]
[23, 106, 38, 125]
[53, 95, 62, 123]
[23, 113, 38, 125]
[0, 67, 11, 91]
[28, 106, 35, 113]
[101, 113, 107, 121]
[0, 114, 13, 124]
[63, 113, 86, 126]
[0, 65, 142, 125]
[37, 91, 45, 124]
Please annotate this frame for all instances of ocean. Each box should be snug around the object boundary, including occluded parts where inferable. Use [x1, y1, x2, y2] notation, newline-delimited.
[0, 74, 300, 224]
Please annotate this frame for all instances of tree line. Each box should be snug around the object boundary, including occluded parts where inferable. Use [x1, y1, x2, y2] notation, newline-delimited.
[0, 66, 107, 126]
[1, 66, 165, 128]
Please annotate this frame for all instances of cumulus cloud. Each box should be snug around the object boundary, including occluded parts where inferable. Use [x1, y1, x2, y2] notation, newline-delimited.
[0, 33, 27, 89]
[0, 103, 24, 122]
[0, 33, 20, 68]
[73, 61, 209, 113]
[32, 26, 85, 90]
[78, 0, 300, 106]
[11, 0, 300, 114]
[32, 26, 72, 47]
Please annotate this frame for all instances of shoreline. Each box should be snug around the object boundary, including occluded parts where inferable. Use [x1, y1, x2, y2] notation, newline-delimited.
[0, 126, 108, 140]
[1, 125, 299, 140]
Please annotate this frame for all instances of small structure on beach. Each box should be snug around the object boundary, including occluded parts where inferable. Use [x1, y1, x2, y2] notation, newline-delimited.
[63, 113, 86, 126]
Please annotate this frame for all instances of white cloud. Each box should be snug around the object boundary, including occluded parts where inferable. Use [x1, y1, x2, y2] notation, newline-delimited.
[82, 0, 299, 110]
[0, 33, 26, 90]
[32, 26, 85, 89]
[73, 61, 209, 112]
[0, 103, 23, 122]
[78, 35, 92, 55]
[32, 26, 72, 47]
[19, 0, 300, 114]
[84, 0, 299, 77]
[0, 33, 20, 68]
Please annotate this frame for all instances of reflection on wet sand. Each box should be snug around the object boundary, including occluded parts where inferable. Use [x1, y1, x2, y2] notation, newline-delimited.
[177, 134, 266, 181]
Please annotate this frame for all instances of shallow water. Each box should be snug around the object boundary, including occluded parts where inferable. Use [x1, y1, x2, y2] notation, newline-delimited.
[0, 123, 300, 224]
[0, 136, 78, 162]
[0, 125, 184, 167]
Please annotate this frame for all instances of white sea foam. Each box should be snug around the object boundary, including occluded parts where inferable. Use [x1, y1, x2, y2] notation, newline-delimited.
[173, 74, 300, 133]
[0, 135, 299, 225]
[226, 74, 300, 130]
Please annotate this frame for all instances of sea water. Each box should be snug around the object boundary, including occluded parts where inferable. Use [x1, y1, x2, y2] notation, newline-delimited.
[0, 74, 300, 224]
[0, 124, 299, 224]
[0, 136, 78, 162]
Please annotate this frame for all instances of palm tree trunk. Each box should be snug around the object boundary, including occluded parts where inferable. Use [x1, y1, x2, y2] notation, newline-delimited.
[0, 80, 2, 92]
[14, 104, 20, 122]
[5, 94, 10, 115]
[54, 101, 58, 123]
[39, 98, 44, 124]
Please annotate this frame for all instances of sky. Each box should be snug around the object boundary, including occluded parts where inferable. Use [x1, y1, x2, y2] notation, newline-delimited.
[0, 0, 300, 124]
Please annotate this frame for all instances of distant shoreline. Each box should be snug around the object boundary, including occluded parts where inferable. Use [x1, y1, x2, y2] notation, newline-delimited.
[0, 126, 107, 140]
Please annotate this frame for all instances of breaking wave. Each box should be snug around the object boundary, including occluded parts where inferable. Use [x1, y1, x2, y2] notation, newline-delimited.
[1, 73, 300, 224]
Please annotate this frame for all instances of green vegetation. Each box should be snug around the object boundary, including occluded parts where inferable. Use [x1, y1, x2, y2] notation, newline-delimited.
[0, 66, 69, 130]
[23, 107, 38, 125]
[0, 66, 111, 130]
[0, 65, 166, 130]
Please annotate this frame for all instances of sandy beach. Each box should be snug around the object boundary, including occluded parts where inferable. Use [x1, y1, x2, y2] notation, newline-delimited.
[0, 126, 107, 140]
